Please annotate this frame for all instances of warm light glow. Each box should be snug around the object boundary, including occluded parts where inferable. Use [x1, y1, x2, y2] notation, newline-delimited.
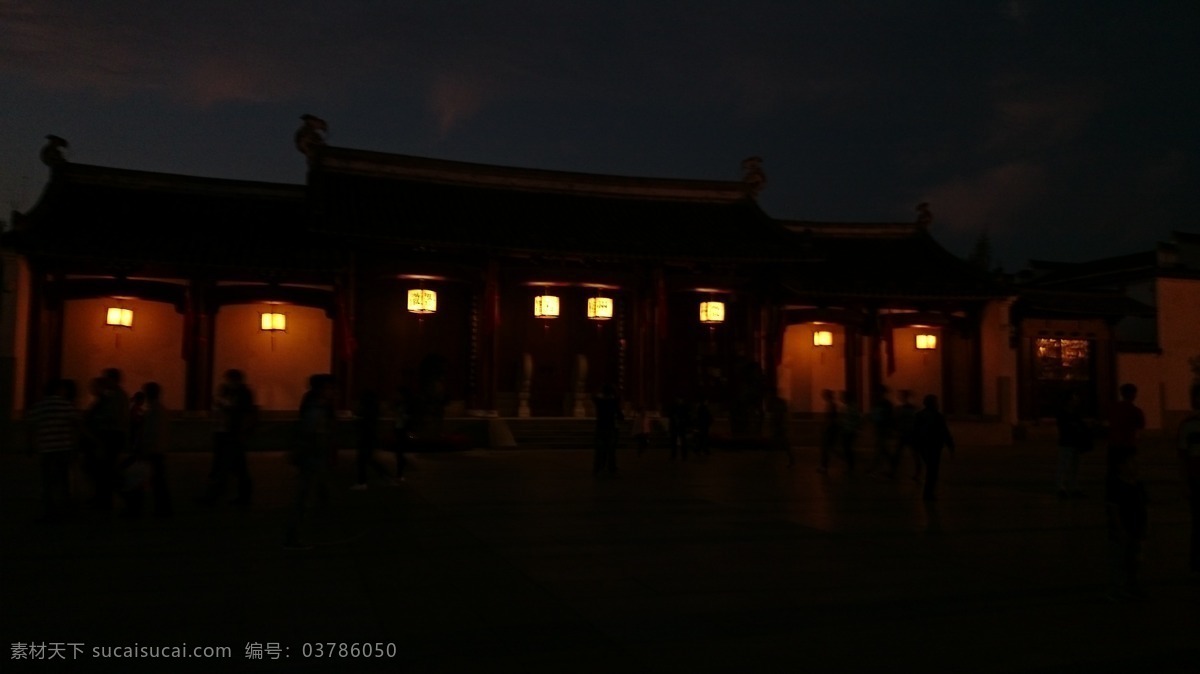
[534, 295, 560, 318]
[587, 296, 613, 320]
[813, 330, 833, 346]
[699, 301, 725, 324]
[915, 333, 938, 350]
[260, 312, 287, 331]
[407, 288, 437, 314]
[105, 307, 133, 328]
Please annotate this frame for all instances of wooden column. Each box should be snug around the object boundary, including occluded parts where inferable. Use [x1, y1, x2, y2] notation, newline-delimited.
[866, 308, 882, 408]
[25, 269, 64, 406]
[183, 280, 216, 412]
[843, 321, 861, 404]
[332, 273, 355, 410]
[470, 258, 500, 414]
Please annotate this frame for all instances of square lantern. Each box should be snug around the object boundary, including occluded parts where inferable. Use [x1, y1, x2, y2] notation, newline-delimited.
[106, 307, 133, 328]
[587, 296, 613, 320]
[915, 333, 938, 350]
[813, 330, 833, 347]
[699, 301, 725, 324]
[260, 312, 287, 332]
[407, 288, 437, 314]
[534, 294, 560, 318]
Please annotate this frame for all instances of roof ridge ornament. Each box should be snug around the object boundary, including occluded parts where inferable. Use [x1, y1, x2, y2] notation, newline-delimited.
[915, 202, 933, 227]
[294, 114, 328, 161]
[741, 156, 766, 197]
[41, 135, 69, 167]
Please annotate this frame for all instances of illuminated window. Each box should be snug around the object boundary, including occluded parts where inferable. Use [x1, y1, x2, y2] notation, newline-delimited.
[105, 307, 133, 328]
[260, 312, 287, 331]
[699, 301, 724, 324]
[534, 295, 560, 318]
[407, 289, 437, 314]
[1035, 338, 1090, 380]
[587, 296, 613, 320]
[813, 330, 833, 346]
[915, 334, 938, 350]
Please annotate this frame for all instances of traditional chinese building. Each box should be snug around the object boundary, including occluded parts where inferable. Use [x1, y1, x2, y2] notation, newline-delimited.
[5, 119, 1174, 447]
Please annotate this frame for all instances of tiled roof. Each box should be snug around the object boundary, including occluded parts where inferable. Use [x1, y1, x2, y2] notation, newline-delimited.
[7, 163, 338, 274]
[308, 146, 802, 262]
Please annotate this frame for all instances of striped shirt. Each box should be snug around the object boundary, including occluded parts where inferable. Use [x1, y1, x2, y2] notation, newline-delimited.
[25, 395, 78, 453]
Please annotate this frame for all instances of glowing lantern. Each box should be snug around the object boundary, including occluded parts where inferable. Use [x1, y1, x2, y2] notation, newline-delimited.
[407, 288, 437, 314]
[587, 296, 613, 321]
[915, 333, 938, 350]
[699, 301, 725, 324]
[260, 312, 287, 332]
[813, 330, 833, 347]
[106, 307, 133, 328]
[534, 294, 560, 319]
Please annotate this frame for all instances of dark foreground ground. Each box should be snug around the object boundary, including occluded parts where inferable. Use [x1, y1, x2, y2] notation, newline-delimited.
[1, 438, 1197, 673]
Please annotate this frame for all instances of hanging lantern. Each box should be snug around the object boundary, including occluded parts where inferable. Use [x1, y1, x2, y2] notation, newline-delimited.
[813, 330, 833, 347]
[699, 301, 724, 324]
[260, 312, 287, 332]
[534, 294, 560, 319]
[407, 288, 437, 314]
[587, 296, 613, 321]
[915, 333, 938, 350]
[105, 307, 133, 328]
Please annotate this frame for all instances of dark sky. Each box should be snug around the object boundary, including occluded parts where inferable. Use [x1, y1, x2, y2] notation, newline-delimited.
[2, 1, 1197, 269]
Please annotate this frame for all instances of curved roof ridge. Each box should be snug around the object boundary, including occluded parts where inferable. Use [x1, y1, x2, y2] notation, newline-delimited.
[311, 145, 753, 203]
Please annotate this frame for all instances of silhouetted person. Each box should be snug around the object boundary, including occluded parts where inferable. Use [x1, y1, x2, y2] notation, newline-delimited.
[80, 377, 105, 506]
[92, 368, 130, 511]
[867, 386, 895, 476]
[768, 394, 794, 467]
[632, 406, 652, 455]
[392, 387, 413, 481]
[286, 374, 337, 550]
[137, 382, 173, 517]
[1056, 391, 1091, 498]
[694, 398, 714, 458]
[818, 389, 840, 474]
[914, 394, 954, 501]
[25, 379, 81, 522]
[128, 390, 146, 452]
[889, 389, 920, 480]
[202, 369, 256, 507]
[840, 390, 862, 473]
[668, 397, 691, 460]
[1178, 382, 1200, 574]
[593, 384, 623, 475]
[1107, 383, 1145, 474]
[351, 390, 394, 489]
[1106, 447, 1147, 601]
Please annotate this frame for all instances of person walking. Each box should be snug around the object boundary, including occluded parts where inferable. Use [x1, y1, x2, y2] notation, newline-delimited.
[593, 384, 623, 475]
[1056, 391, 1091, 498]
[667, 397, 691, 461]
[134, 382, 172, 517]
[92, 369, 131, 511]
[25, 379, 81, 522]
[889, 389, 920, 480]
[1108, 383, 1146, 474]
[867, 386, 895, 476]
[914, 394, 955, 501]
[839, 390, 862, 473]
[201, 369, 256, 507]
[285, 374, 337, 550]
[351, 390, 394, 490]
[818, 389, 840, 474]
[1178, 382, 1200, 574]
[632, 406, 653, 455]
[1106, 447, 1148, 601]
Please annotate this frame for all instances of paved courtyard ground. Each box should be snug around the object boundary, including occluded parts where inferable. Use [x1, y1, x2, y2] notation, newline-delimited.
[2, 438, 1197, 673]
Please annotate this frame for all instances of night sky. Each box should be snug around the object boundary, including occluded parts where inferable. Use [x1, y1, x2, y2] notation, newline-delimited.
[2, 1, 1197, 269]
